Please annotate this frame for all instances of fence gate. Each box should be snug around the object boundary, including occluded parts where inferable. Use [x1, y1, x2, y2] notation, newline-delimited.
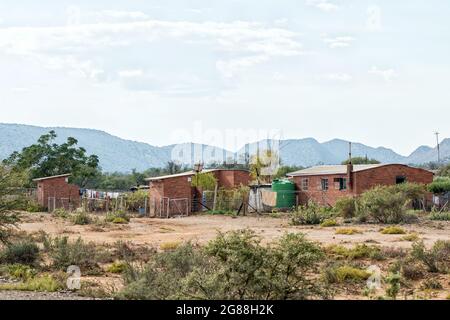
[47, 197, 72, 212]
[169, 198, 189, 217]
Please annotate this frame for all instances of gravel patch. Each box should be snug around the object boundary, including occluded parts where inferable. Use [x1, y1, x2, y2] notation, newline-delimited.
[0, 290, 95, 300]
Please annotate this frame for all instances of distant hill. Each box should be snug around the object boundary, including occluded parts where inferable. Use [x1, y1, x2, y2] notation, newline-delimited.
[0, 123, 447, 172]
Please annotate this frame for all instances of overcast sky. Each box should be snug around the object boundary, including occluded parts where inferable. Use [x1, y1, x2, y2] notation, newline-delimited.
[0, 0, 449, 155]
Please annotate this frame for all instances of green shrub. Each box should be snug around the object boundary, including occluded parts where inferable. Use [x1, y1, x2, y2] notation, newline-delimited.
[358, 186, 409, 224]
[380, 226, 406, 235]
[291, 201, 333, 225]
[321, 219, 338, 227]
[112, 217, 128, 224]
[106, 261, 128, 274]
[106, 211, 130, 224]
[124, 190, 149, 212]
[335, 228, 362, 235]
[399, 261, 424, 280]
[71, 212, 92, 225]
[207, 210, 237, 216]
[327, 244, 382, 260]
[420, 278, 443, 290]
[0, 241, 39, 266]
[324, 265, 371, 283]
[427, 177, 450, 194]
[44, 236, 104, 273]
[160, 241, 181, 251]
[385, 272, 401, 299]
[411, 240, 450, 273]
[5, 264, 36, 280]
[334, 197, 358, 219]
[53, 208, 69, 219]
[26, 200, 45, 213]
[0, 274, 63, 292]
[118, 230, 330, 300]
[429, 211, 450, 221]
[401, 233, 420, 242]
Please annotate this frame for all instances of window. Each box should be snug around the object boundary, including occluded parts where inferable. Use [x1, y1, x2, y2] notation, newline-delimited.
[301, 178, 309, 191]
[321, 179, 329, 191]
[334, 178, 347, 190]
[396, 176, 406, 184]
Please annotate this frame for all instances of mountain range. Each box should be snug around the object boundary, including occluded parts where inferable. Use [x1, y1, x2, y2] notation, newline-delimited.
[0, 123, 448, 172]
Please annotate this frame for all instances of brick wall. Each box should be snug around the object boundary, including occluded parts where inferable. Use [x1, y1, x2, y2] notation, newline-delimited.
[148, 170, 251, 216]
[353, 164, 434, 195]
[37, 177, 80, 209]
[292, 164, 434, 206]
[149, 175, 193, 216]
[214, 170, 251, 189]
[292, 174, 351, 206]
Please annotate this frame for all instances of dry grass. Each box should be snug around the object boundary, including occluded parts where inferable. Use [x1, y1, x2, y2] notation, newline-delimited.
[335, 228, 362, 235]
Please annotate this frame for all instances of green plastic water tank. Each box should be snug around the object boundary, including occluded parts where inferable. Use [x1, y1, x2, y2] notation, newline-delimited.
[272, 179, 296, 208]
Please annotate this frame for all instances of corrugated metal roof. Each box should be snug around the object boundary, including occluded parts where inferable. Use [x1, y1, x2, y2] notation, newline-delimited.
[286, 164, 386, 177]
[33, 173, 72, 181]
[145, 169, 249, 182]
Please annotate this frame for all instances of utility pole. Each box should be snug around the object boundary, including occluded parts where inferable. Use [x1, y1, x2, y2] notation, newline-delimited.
[435, 132, 441, 163]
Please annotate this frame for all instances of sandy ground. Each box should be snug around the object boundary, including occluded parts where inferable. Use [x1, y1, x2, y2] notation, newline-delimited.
[17, 213, 450, 249]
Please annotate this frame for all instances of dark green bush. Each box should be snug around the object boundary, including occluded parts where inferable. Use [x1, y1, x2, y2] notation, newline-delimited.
[43, 236, 105, 274]
[117, 230, 330, 300]
[71, 212, 92, 225]
[291, 201, 333, 225]
[358, 186, 409, 224]
[427, 177, 450, 194]
[429, 211, 450, 221]
[411, 240, 450, 273]
[106, 211, 130, 223]
[0, 241, 39, 266]
[334, 197, 358, 219]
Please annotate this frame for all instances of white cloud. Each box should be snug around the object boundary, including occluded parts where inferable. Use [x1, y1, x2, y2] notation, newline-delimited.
[366, 5, 382, 31]
[306, 0, 339, 12]
[369, 67, 397, 82]
[216, 55, 269, 78]
[99, 10, 148, 20]
[11, 87, 30, 93]
[323, 36, 355, 49]
[66, 6, 81, 26]
[319, 73, 353, 82]
[0, 19, 302, 89]
[118, 69, 144, 78]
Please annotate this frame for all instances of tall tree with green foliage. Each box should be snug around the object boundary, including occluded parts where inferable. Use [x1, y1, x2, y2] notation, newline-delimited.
[438, 164, 450, 177]
[342, 157, 381, 165]
[0, 165, 26, 243]
[3, 131, 100, 187]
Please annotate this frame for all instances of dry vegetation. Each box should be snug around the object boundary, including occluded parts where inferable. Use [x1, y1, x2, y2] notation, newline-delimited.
[0, 207, 448, 300]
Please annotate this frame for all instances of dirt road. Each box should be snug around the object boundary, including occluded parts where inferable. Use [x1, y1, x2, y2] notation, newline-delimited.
[18, 213, 450, 249]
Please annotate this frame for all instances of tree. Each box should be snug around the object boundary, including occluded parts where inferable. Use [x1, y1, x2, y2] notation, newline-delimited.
[0, 165, 25, 243]
[274, 165, 304, 179]
[165, 161, 183, 175]
[191, 172, 218, 191]
[428, 177, 450, 194]
[342, 157, 381, 165]
[3, 131, 100, 187]
[437, 164, 450, 177]
[250, 150, 280, 184]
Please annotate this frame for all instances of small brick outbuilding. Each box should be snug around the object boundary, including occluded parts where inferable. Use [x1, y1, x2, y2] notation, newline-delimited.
[146, 169, 251, 217]
[287, 164, 434, 206]
[33, 174, 81, 210]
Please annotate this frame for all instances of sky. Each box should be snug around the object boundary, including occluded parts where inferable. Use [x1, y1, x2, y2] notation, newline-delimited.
[0, 0, 449, 156]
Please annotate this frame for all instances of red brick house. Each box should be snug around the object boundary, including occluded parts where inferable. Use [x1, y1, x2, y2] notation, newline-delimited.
[287, 164, 434, 206]
[33, 174, 80, 211]
[146, 169, 251, 217]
